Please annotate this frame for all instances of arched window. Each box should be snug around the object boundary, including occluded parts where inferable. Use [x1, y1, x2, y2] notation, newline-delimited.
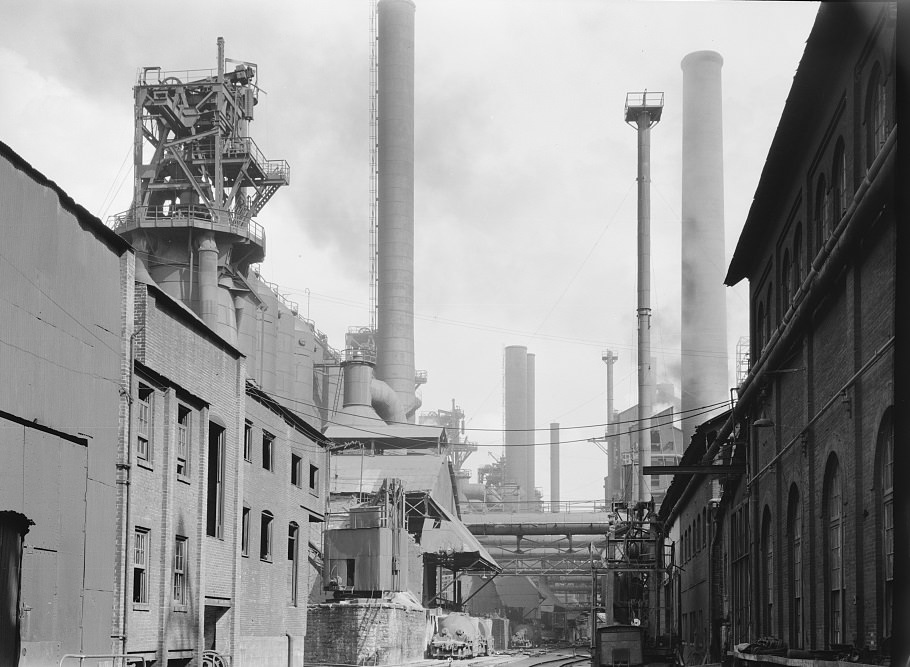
[825, 456, 845, 645]
[793, 224, 803, 293]
[756, 302, 765, 356]
[815, 174, 830, 252]
[781, 249, 792, 310]
[832, 138, 848, 221]
[877, 409, 894, 639]
[762, 507, 774, 634]
[765, 285, 773, 342]
[703, 507, 708, 550]
[788, 486, 803, 648]
[696, 515, 701, 554]
[865, 62, 888, 167]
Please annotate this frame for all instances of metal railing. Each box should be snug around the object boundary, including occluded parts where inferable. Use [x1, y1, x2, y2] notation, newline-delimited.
[107, 205, 264, 247]
[59, 654, 147, 667]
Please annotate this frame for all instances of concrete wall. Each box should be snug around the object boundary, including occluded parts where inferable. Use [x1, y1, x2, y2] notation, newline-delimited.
[306, 601, 429, 665]
[0, 145, 128, 665]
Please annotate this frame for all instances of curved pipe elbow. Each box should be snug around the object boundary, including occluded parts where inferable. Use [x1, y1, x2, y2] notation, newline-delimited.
[371, 378, 406, 424]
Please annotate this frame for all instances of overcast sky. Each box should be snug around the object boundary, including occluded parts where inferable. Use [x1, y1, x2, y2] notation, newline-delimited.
[1, 0, 820, 502]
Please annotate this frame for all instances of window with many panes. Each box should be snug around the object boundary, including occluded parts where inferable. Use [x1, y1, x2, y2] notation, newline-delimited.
[762, 507, 774, 634]
[826, 457, 845, 645]
[832, 138, 847, 221]
[133, 527, 149, 605]
[136, 384, 153, 462]
[173, 536, 187, 605]
[879, 410, 893, 638]
[815, 174, 829, 252]
[177, 405, 191, 478]
[866, 63, 888, 166]
[789, 487, 803, 649]
[206, 423, 225, 538]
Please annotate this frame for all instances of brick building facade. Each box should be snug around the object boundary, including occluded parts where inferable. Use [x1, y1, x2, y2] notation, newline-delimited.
[662, 3, 896, 663]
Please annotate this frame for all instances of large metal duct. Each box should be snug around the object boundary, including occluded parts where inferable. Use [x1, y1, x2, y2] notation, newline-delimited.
[375, 0, 419, 421]
[504, 346, 534, 507]
[680, 51, 729, 444]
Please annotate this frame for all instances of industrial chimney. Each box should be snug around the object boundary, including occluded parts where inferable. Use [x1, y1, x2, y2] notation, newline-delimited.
[680, 51, 729, 444]
[375, 0, 420, 421]
[504, 345, 536, 508]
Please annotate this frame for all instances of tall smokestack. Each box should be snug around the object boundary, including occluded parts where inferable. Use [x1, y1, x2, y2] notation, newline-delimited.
[375, 0, 418, 420]
[504, 345, 535, 508]
[550, 423, 560, 513]
[681, 51, 728, 444]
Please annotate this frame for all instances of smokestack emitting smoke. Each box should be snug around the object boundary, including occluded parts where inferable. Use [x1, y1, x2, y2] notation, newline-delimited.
[681, 51, 729, 444]
[375, 0, 419, 421]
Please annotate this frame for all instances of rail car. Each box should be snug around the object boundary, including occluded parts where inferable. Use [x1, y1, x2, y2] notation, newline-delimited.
[428, 613, 492, 659]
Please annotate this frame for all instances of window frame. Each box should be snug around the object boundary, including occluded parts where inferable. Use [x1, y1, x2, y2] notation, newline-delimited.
[262, 432, 274, 472]
[291, 453, 302, 488]
[133, 527, 150, 607]
[288, 522, 299, 606]
[136, 383, 153, 463]
[260, 510, 274, 562]
[173, 535, 188, 607]
[309, 463, 320, 493]
[244, 420, 253, 463]
[176, 404, 191, 479]
[241, 505, 251, 558]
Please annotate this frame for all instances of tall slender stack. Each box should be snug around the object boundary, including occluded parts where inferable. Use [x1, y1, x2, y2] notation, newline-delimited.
[375, 0, 419, 421]
[681, 51, 729, 443]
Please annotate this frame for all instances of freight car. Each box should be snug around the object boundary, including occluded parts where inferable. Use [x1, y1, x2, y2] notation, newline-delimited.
[428, 613, 492, 659]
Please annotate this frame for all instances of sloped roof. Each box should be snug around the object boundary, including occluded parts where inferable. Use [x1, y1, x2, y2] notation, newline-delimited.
[330, 453, 454, 502]
[493, 576, 543, 613]
[324, 423, 447, 451]
[421, 503, 500, 573]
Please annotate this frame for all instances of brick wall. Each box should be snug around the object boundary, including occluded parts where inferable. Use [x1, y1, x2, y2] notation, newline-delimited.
[127, 283, 244, 663]
[305, 602, 429, 665]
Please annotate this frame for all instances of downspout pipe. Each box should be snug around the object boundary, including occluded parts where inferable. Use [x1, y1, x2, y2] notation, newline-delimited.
[665, 127, 895, 528]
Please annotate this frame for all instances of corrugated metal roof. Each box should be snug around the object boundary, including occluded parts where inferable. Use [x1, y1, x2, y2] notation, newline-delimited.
[421, 503, 500, 573]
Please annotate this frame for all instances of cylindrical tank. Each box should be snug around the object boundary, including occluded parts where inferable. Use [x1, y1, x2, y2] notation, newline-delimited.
[375, 0, 418, 421]
[681, 51, 729, 444]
